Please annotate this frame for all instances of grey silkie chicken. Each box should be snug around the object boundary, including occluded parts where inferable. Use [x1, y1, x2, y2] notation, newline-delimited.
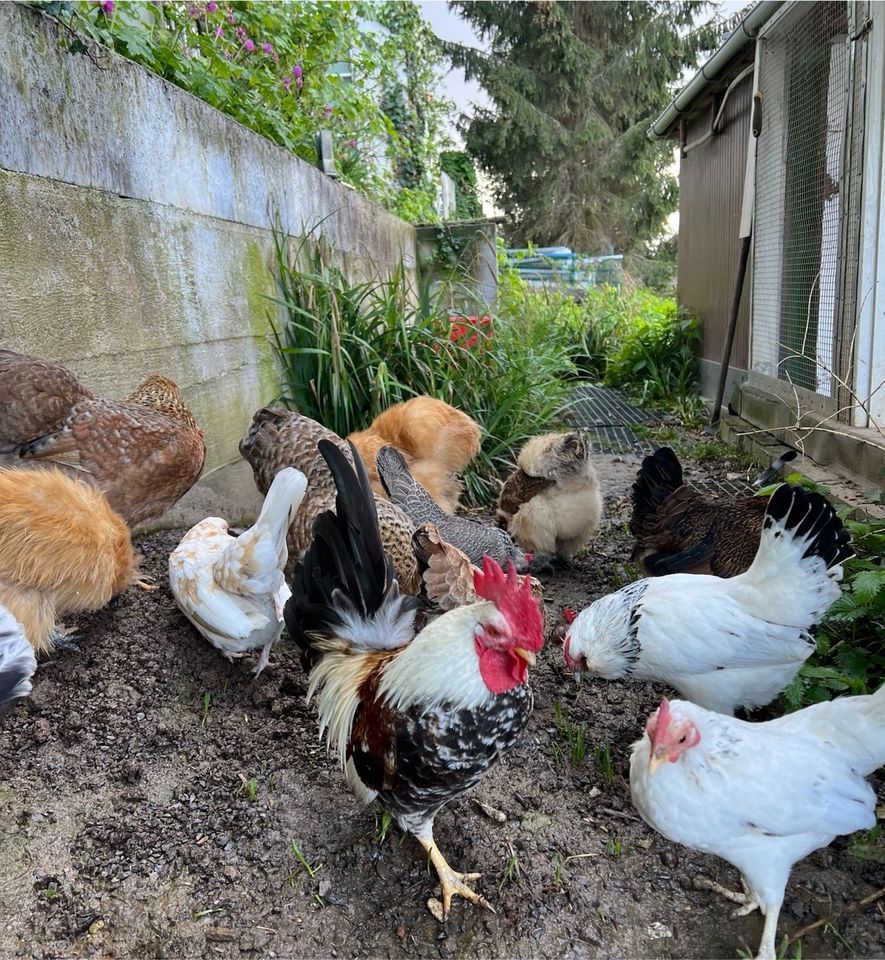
[376, 446, 530, 572]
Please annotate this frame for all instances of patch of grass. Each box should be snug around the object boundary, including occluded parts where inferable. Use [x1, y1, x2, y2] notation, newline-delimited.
[498, 846, 521, 891]
[375, 811, 393, 844]
[201, 692, 211, 727]
[271, 227, 575, 506]
[551, 852, 566, 891]
[239, 775, 258, 801]
[42, 886, 58, 902]
[553, 701, 590, 767]
[605, 837, 623, 859]
[594, 745, 614, 784]
[289, 840, 322, 885]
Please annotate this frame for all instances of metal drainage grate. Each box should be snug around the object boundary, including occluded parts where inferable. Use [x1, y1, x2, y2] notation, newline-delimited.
[562, 384, 662, 456]
[563, 384, 758, 499]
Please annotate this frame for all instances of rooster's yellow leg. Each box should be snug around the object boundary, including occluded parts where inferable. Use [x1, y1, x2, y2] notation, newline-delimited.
[416, 835, 494, 920]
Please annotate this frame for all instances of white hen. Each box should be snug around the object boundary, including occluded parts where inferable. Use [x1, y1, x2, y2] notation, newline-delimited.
[564, 484, 852, 713]
[169, 467, 307, 674]
[0, 604, 37, 713]
[630, 691, 885, 960]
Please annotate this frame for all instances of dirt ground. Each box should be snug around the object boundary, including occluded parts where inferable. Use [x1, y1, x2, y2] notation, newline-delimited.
[1, 429, 883, 959]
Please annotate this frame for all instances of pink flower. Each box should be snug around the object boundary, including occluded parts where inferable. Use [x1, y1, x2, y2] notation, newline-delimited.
[323, 105, 333, 119]
[227, 11, 236, 24]
[235, 25, 246, 40]
[188, 6, 198, 17]
[292, 64, 302, 79]
[243, 38, 255, 52]
[283, 76, 292, 90]
[99, 0, 114, 12]
[207, 0, 218, 10]
[214, 25, 224, 38]
[262, 42, 273, 54]
[346, 138, 357, 149]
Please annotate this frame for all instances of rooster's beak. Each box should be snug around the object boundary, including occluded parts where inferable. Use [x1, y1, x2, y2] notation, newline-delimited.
[647, 746, 669, 776]
[514, 647, 537, 667]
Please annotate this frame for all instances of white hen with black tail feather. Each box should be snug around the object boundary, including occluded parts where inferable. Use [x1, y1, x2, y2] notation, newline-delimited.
[564, 484, 852, 714]
[0, 604, 37, 713]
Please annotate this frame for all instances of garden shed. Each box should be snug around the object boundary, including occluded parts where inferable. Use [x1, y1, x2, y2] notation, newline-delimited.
[651, 0, 885, 490]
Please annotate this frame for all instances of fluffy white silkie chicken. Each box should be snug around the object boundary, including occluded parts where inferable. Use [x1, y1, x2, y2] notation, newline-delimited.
[563, 484, 852, 714]
[0, 605, 37, 713]
[169, 467, 307, 674]
[630, 691, 885, 960]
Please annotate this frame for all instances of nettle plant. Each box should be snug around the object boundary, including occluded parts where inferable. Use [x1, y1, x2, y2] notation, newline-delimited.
[37, 0, 450, 218]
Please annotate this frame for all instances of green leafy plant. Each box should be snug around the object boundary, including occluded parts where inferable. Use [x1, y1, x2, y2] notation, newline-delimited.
[780, 511, 885, 710]
[270, 227, 573, 505]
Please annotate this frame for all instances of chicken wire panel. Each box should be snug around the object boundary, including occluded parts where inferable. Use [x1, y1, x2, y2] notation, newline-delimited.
[752, 2, 866, 410]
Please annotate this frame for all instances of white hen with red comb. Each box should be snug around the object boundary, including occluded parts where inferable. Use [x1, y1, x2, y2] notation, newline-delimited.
[630, 690, 885, 960]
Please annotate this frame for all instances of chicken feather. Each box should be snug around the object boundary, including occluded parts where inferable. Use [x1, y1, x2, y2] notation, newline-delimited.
[169, 467, 307, 674]
[0, 351, 205, 527]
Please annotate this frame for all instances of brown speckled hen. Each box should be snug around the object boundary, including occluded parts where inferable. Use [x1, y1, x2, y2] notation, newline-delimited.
[630, 447, 771, 578]
[239, 407, 420, 593]
[0, 350, 206, 527]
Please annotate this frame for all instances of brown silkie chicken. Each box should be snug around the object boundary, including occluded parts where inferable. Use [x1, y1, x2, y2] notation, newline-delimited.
[348, 396, 481, 513]
[497, 433, 602, 559]
[0, 468, 145, 655]
[239, 407, 421, 593]
[0, 350, 206, 527]
[630, 446, 785, 578]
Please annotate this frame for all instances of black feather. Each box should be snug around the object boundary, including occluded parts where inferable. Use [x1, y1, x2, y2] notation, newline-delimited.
[644, 539, 715, 576]
[284, 439, 418, 671]
[763, 484, 853, 570]
[630, 446, 684, 536]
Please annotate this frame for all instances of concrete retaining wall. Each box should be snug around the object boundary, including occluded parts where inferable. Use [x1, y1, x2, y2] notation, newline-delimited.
[0, 4, 417, 523]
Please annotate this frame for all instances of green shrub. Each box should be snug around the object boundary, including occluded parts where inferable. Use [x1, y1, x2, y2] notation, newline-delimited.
[599, 290, 700, 404]
[37, 0, 449, 219]
[779, 497, 885, 710]
[270, 228, 573, 505]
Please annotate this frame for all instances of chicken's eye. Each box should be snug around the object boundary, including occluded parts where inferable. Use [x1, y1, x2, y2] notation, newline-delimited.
[678, 735, 687, 744]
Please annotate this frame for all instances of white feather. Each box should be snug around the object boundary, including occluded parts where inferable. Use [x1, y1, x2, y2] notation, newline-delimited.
[0, 604, 37, 707]
[168, 468, 307, 669]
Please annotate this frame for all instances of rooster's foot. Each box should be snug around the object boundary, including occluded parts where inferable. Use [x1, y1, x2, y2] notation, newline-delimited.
[418, 837, 494, 921]
[693, 876, 759, 917]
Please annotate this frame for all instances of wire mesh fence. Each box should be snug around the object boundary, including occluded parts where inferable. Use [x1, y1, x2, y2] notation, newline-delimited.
[751, 1, 868, 416]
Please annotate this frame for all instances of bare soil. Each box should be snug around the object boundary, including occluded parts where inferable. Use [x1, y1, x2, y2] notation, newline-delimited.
[1, 431, 883, 959]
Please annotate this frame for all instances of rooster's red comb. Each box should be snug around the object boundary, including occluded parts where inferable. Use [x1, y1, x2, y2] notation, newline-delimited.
[473, 556, 544, 650]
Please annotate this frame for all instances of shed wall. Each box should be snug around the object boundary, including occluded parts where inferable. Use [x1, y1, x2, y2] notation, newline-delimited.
[677, 74, 753, 390]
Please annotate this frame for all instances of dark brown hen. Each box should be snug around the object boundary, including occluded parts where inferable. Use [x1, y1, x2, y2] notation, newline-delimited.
[630, 446, 774, 578]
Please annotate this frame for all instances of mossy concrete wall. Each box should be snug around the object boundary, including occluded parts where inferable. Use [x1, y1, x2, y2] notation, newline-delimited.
[0, 4, 417, 524]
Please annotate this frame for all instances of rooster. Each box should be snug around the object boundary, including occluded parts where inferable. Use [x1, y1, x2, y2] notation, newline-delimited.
[0, 350, 206, 527]
[564, 484, 852, 714]
[497, 432, 602, 561]
[169, 467, 307, 674]
[631, 690, 885, 960]
[348, 396, 481, 513]
[284, 440, 544, 919]
[377, 445, 529, 572]
[0, 606, 37, 713]
[0, 467, 146, 655]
